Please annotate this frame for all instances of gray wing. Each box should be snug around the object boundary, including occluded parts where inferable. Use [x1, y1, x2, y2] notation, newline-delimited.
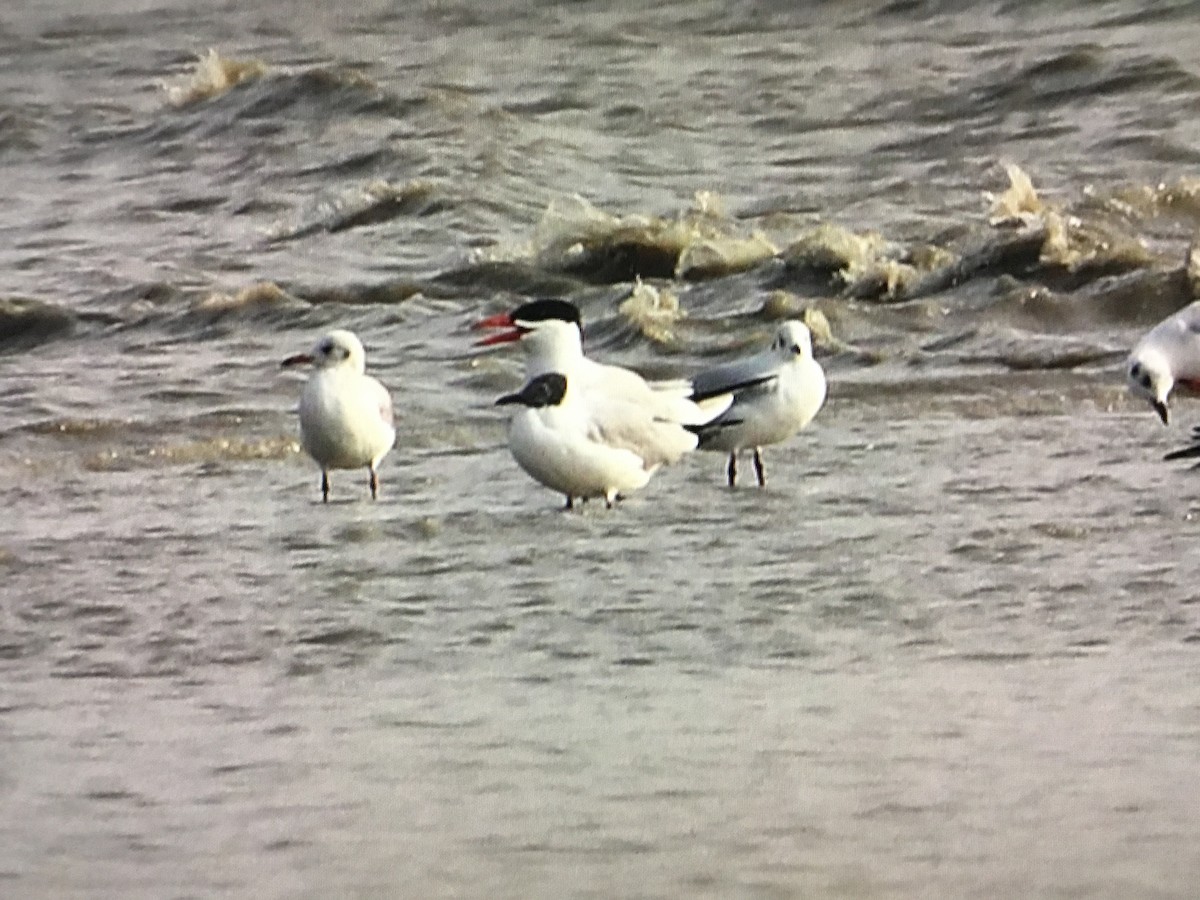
[1178, 301, 1200, 333]
[1136, 302, 1200, 381]
[690, 350, 780, 402]
[1148, 300, 1200, 342]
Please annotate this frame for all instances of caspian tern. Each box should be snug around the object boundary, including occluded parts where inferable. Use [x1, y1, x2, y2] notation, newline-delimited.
[474, 298, 732, 426]
[687, 320, 827, 487]
[496, 371, 688, 508]
[1126, 299, 1200, 425]
[281, 329, 395, 502]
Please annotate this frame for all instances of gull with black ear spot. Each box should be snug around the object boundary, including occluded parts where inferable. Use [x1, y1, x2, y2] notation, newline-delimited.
[495, 371, 681, 510]
[686, 320, 827, 487]
[281, 329, 395, 502]
[1126, 299, 1200, 426]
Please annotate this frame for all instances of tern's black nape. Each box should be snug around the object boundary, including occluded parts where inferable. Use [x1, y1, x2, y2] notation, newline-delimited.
[496, 372, 568, 408]
[510, 298, 582, 327]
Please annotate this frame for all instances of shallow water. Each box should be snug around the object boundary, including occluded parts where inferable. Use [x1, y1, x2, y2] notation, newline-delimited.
[5, 1, 1200, 897]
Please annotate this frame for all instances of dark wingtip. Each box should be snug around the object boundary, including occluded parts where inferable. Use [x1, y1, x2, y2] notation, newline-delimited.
[691, 373, 776, 404]
[1164, 444, 1200, 462]
[685, 418, 744, 449]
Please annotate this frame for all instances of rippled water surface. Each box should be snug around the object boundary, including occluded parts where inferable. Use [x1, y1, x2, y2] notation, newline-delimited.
[5, 1, 1200, 897]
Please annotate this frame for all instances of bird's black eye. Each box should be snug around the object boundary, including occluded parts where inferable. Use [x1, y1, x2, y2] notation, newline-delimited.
[790, 344, 802, 355]
[1130, 362, 1141, 378]
[319, 340, 334, 355]
[1140, 373, 1152, 389]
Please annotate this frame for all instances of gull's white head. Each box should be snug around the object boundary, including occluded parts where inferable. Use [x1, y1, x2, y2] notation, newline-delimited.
[772, 320, 814, 361]
[1126, 346, 1172, 425]
[282, 329, 367, 375]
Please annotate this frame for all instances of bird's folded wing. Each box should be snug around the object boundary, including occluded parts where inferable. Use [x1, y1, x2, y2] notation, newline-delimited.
[584, 393, 697, 468]
[690, 352, 780, 402]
